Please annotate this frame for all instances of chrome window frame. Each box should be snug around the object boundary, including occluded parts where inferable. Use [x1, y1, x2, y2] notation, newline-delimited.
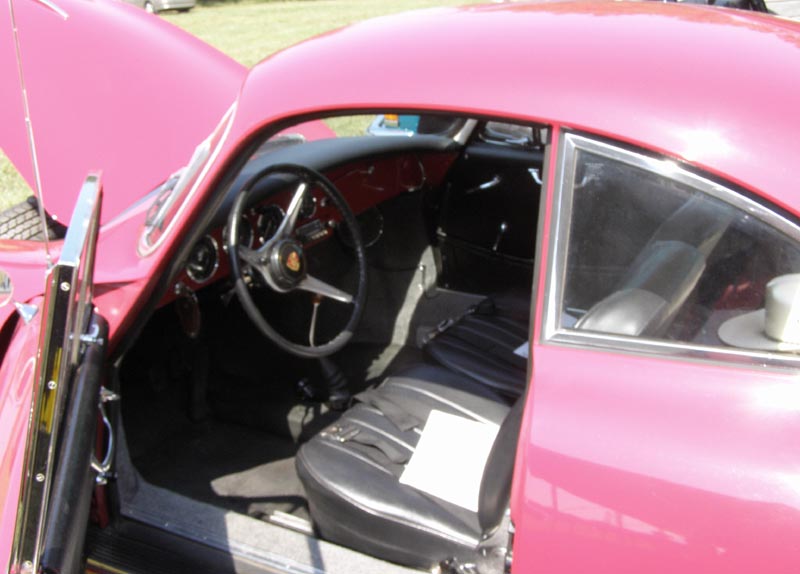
[542, 132, 800, 370]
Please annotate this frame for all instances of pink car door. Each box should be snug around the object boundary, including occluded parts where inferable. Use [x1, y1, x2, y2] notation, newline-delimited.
[512, 131, 800, 573]
[8, 176, 109, 574]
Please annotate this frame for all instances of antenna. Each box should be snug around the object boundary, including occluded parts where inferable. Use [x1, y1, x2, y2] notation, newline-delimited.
[8, 0, 68, 267]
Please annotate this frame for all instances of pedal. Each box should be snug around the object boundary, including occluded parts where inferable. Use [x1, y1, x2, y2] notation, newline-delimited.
[296, 377, 325, 402]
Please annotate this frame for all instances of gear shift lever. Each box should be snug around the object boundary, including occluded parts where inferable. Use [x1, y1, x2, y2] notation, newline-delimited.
[319, 356, 350, 410]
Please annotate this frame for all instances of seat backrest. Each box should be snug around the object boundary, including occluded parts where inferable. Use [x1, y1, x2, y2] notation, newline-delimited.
[478, 397, 525, 535]
[648, 194, 732, 258]
[575, 195, 732, 338]
[576, 240, 705, 337]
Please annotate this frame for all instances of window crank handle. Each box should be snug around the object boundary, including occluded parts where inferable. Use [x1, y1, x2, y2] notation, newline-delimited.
[493, 222, 508, 252]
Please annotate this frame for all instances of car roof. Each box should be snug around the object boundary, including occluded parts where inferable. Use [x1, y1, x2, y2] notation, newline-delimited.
[233, 1, 800, 215]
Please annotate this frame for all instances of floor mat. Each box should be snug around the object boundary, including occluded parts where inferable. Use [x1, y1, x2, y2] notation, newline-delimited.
[133, 420, 310, 521]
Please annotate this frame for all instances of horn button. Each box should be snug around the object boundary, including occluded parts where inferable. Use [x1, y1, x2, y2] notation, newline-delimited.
[270, 239, 307, 289]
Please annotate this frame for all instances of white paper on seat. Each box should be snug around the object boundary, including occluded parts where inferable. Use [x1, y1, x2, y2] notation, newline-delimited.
[399, 410, 500, 512]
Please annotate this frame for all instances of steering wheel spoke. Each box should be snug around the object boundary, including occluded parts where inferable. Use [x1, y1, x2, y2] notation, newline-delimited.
[298, 274, 354, 304]
[238, 245, 261, 266]
[275, 180, 308, 241]
[236, 245, 271, 288]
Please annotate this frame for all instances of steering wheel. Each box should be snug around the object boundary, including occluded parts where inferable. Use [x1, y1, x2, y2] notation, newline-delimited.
[226, 163, 367, 358]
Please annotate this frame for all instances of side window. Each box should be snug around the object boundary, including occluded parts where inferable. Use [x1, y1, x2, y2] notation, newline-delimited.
[556, 135, 800, 355]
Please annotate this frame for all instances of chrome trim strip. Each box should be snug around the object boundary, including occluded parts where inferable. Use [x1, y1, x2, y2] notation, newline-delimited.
[138, 102, 237, 257]
[543, 132, 800, 369]
[61, 175, 102, 267]
[10, 175, 102, 574]
[66, 174, 101, 366]
[542, 131, 573, 342]
[31, 0, 68, 19]
[548, 330, 800, 372]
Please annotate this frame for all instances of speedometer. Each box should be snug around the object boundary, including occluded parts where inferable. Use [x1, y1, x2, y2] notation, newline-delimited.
[256, 205, 285, 243]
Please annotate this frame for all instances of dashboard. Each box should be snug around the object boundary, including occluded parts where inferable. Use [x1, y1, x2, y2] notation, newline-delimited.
[171, 135, 460, 302]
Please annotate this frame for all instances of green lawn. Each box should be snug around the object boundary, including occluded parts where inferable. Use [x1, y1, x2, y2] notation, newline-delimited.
[1, 0, 481, 212]
[1, 151, 30, 212]
[163, 0, 481, 68]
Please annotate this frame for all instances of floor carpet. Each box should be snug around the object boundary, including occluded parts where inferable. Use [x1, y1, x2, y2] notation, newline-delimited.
[133, 420, 311, 521]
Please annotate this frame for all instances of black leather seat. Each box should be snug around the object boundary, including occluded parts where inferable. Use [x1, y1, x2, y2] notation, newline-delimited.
[424, 291, 530, 399]
[296, 364, 522, 569]
[576, 195, 733, 338]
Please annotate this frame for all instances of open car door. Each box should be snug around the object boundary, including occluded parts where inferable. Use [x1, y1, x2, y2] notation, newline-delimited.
[10, 175, 107, 574]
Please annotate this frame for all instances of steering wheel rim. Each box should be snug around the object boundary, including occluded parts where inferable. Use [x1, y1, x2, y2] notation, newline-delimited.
[227, 163, 367, 358]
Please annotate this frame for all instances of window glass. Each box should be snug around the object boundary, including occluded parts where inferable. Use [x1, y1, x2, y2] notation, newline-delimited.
[561, 146, 800, 354]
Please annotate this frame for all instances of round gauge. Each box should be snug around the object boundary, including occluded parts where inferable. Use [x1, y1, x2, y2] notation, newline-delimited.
[224, 215, 254, 250]
[299, 193, 317, 220]
[338, 207, 384, 249]
[185, 235, 219, 283]
[256, 205, 285, 243]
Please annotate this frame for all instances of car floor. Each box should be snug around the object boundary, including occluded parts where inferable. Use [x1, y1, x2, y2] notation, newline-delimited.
[133, 416, 311, 521]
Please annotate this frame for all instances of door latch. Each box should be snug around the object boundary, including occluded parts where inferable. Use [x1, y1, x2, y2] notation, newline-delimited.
[91, 387, 120, 485]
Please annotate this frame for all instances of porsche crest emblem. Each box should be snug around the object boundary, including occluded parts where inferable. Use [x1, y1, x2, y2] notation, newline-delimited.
[286, 251, 301, 273]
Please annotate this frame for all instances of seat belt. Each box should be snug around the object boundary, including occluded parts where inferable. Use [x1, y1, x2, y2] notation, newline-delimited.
[353, 387, 421, 431]
[421, 297, 498, 346]
[321, 423, 411, 466]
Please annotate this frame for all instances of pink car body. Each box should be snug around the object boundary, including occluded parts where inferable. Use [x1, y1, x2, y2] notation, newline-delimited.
[2, 0, 800, 572]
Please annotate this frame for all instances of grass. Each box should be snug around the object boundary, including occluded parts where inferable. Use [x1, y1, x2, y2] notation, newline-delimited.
[161, 0, 481, 68]
[1, 0, 482, 212]
[1, 151, 30, 212]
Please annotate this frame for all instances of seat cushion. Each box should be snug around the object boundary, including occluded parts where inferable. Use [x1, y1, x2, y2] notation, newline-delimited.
[374, 363, 512, 427]
[296, 365, 509, 569]
[425, 309, 529, 399]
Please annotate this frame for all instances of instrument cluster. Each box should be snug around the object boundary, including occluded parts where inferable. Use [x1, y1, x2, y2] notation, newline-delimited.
[181, 187, 331, 290]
